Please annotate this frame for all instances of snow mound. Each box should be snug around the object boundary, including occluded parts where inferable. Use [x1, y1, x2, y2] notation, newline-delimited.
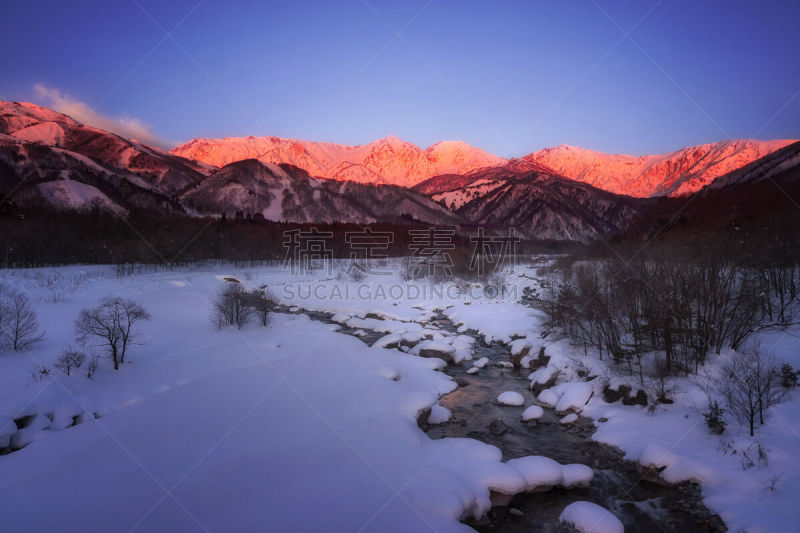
[560, 413, 578, 425]
[373, 333, 402, 349]
[636, 442, 711, 484]
[509, 339, 532, 356]
[375, 366, 400, 381]
[414, 340, 453, 353]
[51, 406, 80, 431]
[428, 404, 451, 424]
[521, 405, 544, 421]
[0, 416, 16, 437]
[497, 391, 525, 406]
[559, 501, 624, 533]
[472, 357, 489, 368]
[0, 416, 16, 448]
[506, 456, 563, 491]
[537, 388, 560, 408]
[561, 464, 594, 488]
[466, 367, 479, 375]
[10, 414, 52, 449]
[330, 313, 350, 323]
[554, 382, 594, 413]
[639, 442, 675, 470]
[529, 366, 558, 387]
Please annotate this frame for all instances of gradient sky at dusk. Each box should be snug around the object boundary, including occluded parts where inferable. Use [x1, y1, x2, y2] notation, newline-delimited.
[3, 0, 799, 156]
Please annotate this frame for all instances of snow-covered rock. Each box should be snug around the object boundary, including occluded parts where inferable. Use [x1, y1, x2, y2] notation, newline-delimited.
[554, 382, 594, 413]
[331, 313, 350, 324]
[529, 366, 558, 386]
[50, 406, 80, 431]
[472, 357, 489, 369]
[560, 464, 594, 488]
[506, 456, 563, 492]
[428, 404, 451, 425]
[560, 413, 579, 425]
[521, 405, 544, 421]
[372, 333, 403, 349]
[558, 501, 624, 533]
[509, 339, 532, 357]
[413, 340, 458, 365]
[497, 391, 525, 406]
[537, 388, 560, 408]
[10, 414, 52, 449]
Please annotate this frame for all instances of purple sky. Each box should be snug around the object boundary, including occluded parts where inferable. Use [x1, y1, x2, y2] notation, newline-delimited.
[2, 0, 799, 156]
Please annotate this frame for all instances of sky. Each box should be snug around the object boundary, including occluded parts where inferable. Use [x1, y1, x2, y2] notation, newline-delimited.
[2, 0, 799, 156]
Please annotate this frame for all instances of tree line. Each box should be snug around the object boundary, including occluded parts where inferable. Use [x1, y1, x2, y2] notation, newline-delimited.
[534, 237, 800, 380]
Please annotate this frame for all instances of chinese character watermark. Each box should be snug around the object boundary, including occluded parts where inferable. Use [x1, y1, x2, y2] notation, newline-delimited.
[283, 228, 334, 275]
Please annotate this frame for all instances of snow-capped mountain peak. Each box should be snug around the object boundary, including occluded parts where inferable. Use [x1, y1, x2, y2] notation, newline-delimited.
[170, 134, 506, 187]
[523, 139, 797, 197]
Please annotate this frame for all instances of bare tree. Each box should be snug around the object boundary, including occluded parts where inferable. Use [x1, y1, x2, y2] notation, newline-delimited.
[254, 288, 277, 327]
[54, 348, 86, 376]
[212, 283, 251, 329]
[0, 291, 44, 351]
[0, 298, 9, 352]
[74, 297, 151, 370]
[721, 343, 787, 436]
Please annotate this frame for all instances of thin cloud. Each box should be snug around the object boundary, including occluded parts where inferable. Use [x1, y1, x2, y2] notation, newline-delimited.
[33, 84, 174, 150]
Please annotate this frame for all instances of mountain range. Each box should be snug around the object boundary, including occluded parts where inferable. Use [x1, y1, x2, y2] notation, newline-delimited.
[1, 99, 797, 242]
[172, 132, 794, 198]
[171, 135, 505, 187]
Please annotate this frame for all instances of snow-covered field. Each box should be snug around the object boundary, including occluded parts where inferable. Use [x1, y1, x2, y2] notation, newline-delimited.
[1, 261, 799, 532]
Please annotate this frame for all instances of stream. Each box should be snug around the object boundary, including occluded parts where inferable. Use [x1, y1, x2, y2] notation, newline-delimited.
[276, 304, 726, 532]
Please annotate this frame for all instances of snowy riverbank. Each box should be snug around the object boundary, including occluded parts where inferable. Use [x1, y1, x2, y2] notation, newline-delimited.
[0, 262, 798, 531]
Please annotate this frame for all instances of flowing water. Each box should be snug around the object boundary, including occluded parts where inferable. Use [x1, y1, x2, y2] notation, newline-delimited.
[278, 305, 726, 532]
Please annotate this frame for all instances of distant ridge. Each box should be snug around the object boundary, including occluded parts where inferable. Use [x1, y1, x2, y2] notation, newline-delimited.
[173, 133, 795, 197]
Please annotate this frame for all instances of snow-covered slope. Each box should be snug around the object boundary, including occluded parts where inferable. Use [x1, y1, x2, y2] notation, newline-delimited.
[453, 172, 646, 242]
[181, 159, 464, 225]
[414, 164, 644, 242]
[15, 180, 126, 214]
[0, 135, 187, 213]
[706, 140, 800, 191]
[0, 100, 215, 213]
[414, 161, 644, 242]
[524, 139, 796, 197]
[0, 101, 461, 225]
[171, 135, 506, 186]
[1, 101, 212, 192]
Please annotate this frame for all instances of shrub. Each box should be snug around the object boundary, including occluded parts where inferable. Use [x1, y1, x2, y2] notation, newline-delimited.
[212, 283, 251, 329]
[780, 363, 799, 388]
[703, 400, 726, 435]
[54, 349, 86, 376]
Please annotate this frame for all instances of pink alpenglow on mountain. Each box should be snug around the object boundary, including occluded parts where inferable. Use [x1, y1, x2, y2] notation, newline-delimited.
[523, 139, 796, 197]
[170, 135, 506, 186]
[172, 130, 794, 196]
